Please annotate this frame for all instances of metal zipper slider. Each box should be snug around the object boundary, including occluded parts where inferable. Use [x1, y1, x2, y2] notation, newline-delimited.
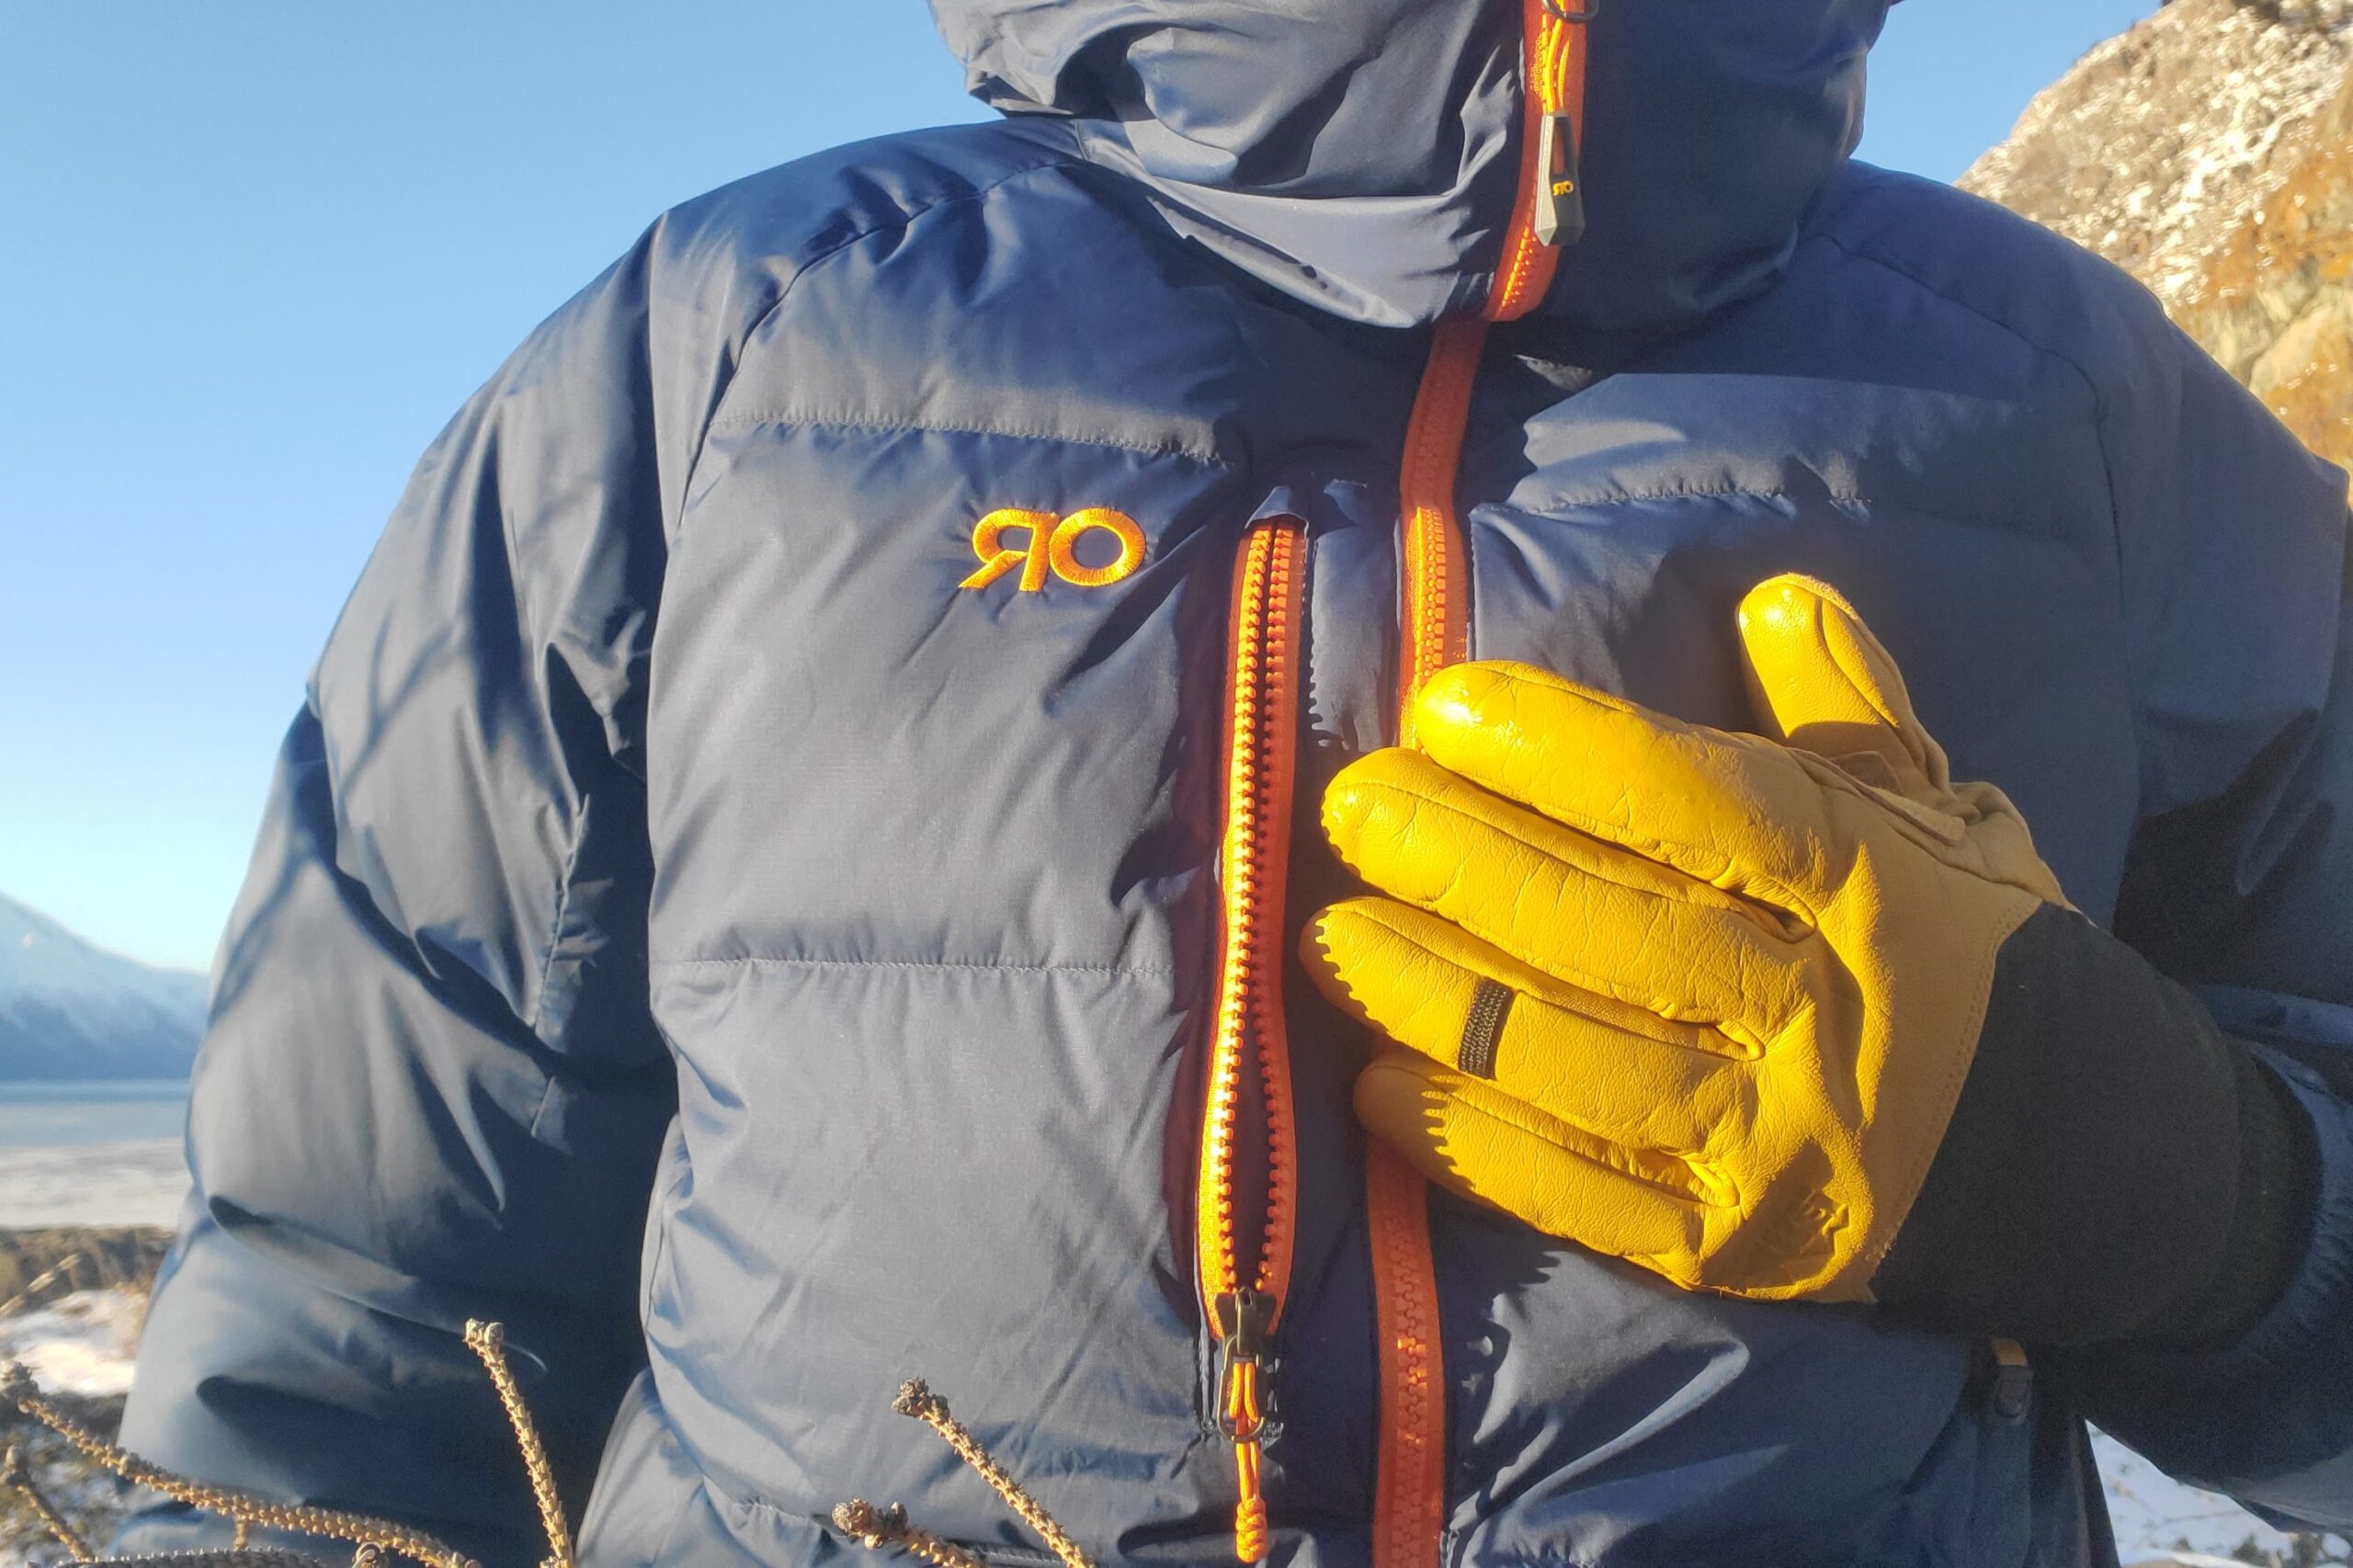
[1213, 1290, 1275, 1399]
[1533, 110, 1586, 249]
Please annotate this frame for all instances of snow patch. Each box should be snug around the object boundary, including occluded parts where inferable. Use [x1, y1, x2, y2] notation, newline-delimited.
[0, 1286, 144, 1400]
[2096, 1433, 2307, 1562]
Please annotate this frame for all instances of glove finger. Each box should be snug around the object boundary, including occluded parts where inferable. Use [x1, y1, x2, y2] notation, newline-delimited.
[1321, 747, 1810, 1051]
[1411, 661, 1832, 909]
[1305, 898, 1741, 1154]
[1736, 574, 1951, 801]
[1355, 1050, 1706, 1276]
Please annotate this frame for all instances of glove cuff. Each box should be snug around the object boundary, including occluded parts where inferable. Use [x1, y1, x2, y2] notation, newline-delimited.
[2128, 1047, 2317, 1345]
[1871, 904, 2315, 1346]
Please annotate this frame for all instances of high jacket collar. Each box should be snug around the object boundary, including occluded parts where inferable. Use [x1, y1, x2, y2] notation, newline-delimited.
[930, 0, 1893, 332]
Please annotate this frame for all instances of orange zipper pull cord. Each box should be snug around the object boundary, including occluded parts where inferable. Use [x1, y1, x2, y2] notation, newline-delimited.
[1215, 1290, 1277, 1562]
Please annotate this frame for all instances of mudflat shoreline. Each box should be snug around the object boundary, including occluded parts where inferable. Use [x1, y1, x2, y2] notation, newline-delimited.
[0, 1139, 189, 1230]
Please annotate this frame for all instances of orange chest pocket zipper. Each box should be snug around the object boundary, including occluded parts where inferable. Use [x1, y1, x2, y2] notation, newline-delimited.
[1198, 516, 1307, 1563]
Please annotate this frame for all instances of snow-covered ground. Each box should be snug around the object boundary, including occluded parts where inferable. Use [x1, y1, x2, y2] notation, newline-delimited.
[0, 1284, 144, 1398]
[0, 1290, 148, 1566]
[2097, 1433, 2310, 1563]
[0, 1291, 2312, 1562]
[0, 1137, 188, 1228]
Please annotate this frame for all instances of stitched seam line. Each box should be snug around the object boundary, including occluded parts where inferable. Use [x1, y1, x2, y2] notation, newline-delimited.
[1809, 232, 2109, 417]
[678, 148, 1091, 505]
[526, 808, 587, 1036]
[1513, 482, 1871, 510]
[648, 955, 1175, 976]
[701, 409, 1232, 468]
[521, 814, 584, 1142]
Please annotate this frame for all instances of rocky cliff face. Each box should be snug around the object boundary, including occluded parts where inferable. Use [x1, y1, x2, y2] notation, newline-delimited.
[1960, 0, 2353, 476]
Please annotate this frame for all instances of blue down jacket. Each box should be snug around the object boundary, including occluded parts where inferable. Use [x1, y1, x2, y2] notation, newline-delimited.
[119, 1, 2353, 1564]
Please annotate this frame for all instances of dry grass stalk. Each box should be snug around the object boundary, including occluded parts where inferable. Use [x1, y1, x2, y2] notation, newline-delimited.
[831, 1500, 988, 1568]
[460, 1321, 572, 1568]
[890, 1381, 1097, 1568]
[0, 1254, 86, 1322]
[5, 1439, 94, 1560]
[0, 1359, 477, 1568]
[101, 1544, 329, 1553]
[830, 1381, 1098, 1568]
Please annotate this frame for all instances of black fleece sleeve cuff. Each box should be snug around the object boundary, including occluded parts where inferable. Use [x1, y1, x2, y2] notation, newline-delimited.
[1870, 903, 2318, 1347]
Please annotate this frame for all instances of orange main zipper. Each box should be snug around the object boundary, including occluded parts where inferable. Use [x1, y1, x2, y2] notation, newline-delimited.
[1193, 6, 1591, 1559]
[1372, 6, 1595, 1568]
[1198, 517, 1308, 1564]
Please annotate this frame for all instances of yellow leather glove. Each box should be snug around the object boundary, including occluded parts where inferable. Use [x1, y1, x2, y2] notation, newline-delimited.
[1303, 574, 2070, 1302]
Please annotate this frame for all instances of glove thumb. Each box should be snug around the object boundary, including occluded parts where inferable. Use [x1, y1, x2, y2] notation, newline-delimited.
[1736, 574, 1952, 803]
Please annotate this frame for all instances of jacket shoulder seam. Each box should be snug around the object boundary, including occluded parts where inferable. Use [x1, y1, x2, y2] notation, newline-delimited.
[1506, 482, 1870, 510]
[680, 149, 1094, 498]
[701, 409, 1233, 468]
[1810, 225, 2135, 740]
[1806, 230, 2109, 418]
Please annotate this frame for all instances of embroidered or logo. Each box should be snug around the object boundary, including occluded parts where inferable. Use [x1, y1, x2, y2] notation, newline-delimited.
[959, 507, 1147, 592]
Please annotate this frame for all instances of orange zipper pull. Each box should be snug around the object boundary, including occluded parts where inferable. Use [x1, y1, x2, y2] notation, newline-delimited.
[1215, 1290, 1277, 1562]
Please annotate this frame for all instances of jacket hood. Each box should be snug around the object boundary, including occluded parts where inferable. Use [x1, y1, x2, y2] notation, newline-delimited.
[930, 0, 1893, 330]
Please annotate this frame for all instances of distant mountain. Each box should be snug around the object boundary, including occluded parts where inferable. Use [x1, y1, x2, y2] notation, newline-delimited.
[0, 892, 206, 1081]
[1961, 0, 2353, 478]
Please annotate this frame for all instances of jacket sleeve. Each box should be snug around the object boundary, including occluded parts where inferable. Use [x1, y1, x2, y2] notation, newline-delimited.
[2085, 330, 2353, 1530]
[113, 231, 687, 1568]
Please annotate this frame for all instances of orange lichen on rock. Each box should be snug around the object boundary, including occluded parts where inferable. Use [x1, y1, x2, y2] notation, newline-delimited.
[1963, 5, 2352, 486]
[2176, 73, 2353, 478]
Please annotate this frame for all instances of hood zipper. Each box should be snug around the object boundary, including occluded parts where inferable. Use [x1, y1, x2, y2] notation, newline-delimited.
[1529, 0, 1597, 250]
[1372, 6, 1596, 1568]
[1397, 0, 1592, 738]
[1488, 0, 1592, 324]
[1199, 517, 1308, 1564]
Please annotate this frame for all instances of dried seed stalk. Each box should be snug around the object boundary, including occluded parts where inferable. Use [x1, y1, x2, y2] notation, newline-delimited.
[460, 1322, 571, 1568]
[4, 1440, 93, 1560]
[0, 1255, 86, 1322]
[0, 1360, 476, 1568]
[890, 1381, 1097, 1568]
[103, 1544, 326, 1553]
[831, 1500, 986, 1568]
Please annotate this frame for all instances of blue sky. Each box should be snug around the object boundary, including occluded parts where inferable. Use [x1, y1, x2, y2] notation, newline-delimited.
[1, 1, 2155, 974]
